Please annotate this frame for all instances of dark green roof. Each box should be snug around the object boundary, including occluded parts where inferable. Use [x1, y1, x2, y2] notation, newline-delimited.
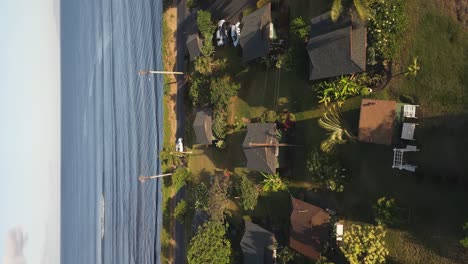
[240, 221, 276, 264]
[242, 123, 277, 174]
[307, 11, 367, 80]
[239, 3, 272, 63]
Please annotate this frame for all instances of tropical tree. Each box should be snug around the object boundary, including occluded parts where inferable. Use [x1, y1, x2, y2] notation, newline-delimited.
[318, 104, 355, 153]
[405, 56, 421, 77]
[307, 149, 347, 192]
[315, 75, 371, 106]
[460, 221, 468, 248]
[373, 197, 398, 226]
[237, 175, 259, 211]
[187, 220, 232, 264]
[260, 172, 288, 192]
[291, 16, 310, 41]
[174, 200, 187, 223]
[210, 75, 240, 109]
[331, 0, 374, 22]
[340, 224, 389, 264]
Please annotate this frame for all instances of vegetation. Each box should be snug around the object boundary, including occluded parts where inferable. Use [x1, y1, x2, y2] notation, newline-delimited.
[256, 0, 271, 9]
[210, 75, 240, 110]
[212, 110, 228, 139]
[187, 220, 232, 264]
[318, 105, 355, 153]
[174, 200, 187, 223]
[372, 197, 398, 226]
[291, 17, 310, 41]
[196, 10, 214, 40]
[306, 149, 347, 192]
[207, 177, 230, 222]
[172, 167, 192, 192]
[331, 0, 374, 22]
[236, 175, 259, 211]
[368, 0, 406, 61]
[460, 222, 468, 248]
[261, 172, 288, 192]
[315, 75, 371, 106]
[341, 224, 389, 264]
[194, 183, 209, 211]
[405, 56, 421, 77]
[276, 247, 301, 264]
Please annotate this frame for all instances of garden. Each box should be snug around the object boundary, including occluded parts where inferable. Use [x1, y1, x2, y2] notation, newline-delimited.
[163, 0, 468, 263]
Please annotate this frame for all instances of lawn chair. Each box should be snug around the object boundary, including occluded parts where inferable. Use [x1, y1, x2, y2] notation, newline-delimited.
[403, 105, 419, 118]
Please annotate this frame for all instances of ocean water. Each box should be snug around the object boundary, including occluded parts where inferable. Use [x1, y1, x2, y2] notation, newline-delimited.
[60, 0, 164, 263]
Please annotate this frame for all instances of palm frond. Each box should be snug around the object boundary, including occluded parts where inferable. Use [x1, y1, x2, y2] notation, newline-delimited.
[331, 0, 343, 22]
[353, 0, 374, 21]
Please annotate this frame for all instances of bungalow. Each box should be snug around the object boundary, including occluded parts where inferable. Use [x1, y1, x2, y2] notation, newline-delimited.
[307, 11, 367, 81]
[239, 3, 274, 63]
[186, 32, 203, 61]
[240, 220, 277, 264]
[193, 109, 213, 145]
[289, 196, 331, 261]
[242, 123, 278, 174]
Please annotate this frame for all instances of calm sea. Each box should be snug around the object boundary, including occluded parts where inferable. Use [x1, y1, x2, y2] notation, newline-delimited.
[60, 0, 164, 263]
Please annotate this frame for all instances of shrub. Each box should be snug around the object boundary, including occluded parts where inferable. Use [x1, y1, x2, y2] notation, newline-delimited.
[373, 197, 398, 226]
[256, 0, 271, 8]
[188, 221, 232, 264]
[210, 75, 240, 109]
[341, 224, 389, 264]
[196, 10, 214, 39]
[260, 110, 278, 123]
[315, 76, 370, 106]
[187, 0, 197, 9]
[174, 200, 187, 223]
[368, 0, 406, 61]
[306, 149, 347, 192]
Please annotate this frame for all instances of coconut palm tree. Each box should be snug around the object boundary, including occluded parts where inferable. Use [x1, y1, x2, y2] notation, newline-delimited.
[331, 0, 374, 22]
[318, 104, 355, 153]
[260, 172, 288, 192]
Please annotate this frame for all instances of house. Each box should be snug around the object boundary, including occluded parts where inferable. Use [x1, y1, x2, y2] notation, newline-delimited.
[307, 11, 367, 80]
[186, 33, 202, 61]
[358, 99, 397, 145]
[193, 109, 213, 145]
[239, 3, 274, 63]
[289, 196, 331, 261]
[240, 220, 277, 264]
[242, 123, 277, 174]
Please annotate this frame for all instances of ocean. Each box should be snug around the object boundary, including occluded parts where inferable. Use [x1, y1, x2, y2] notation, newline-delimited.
[60, 0, 164, 263]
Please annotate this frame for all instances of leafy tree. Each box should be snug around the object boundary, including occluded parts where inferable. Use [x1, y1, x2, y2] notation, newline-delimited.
[260, 110, 278, 123]
[276, 246, 300, 264]
[291, 17, 309, 41]
[174, 200, 187, 223]
[315, 76, 371, 106]
[196, 10, 214, 39]
[189, 74, 210, 106]
[187, 220, 232, 264]
[331, 0, 374, 22]
[172, 167, 192, 192]
[318, 104, 355, 153]
[194, 56, 213, 75]
[460, 222, 468, 248]
[260, 172, 288, 192]
[195, 183, 209, 211]
[373, 197, 398, 226]
[307, 149, 347, 192]
[340, 224, 389, 264]
[237, 175, 259, 211]
[208, 177, 230, 221]
[210, 75, 240, 109]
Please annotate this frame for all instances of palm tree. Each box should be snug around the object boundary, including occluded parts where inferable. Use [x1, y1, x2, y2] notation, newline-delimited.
[331, 0, 374, 22]
[318, 104, 355, 153]
[260, 172, 288, 192]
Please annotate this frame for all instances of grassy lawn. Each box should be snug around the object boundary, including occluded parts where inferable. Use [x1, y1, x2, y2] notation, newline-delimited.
[186, 0, 468, 263]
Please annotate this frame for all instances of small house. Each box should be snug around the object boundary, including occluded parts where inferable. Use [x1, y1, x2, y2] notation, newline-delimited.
[193, 109, 213, 145]
[240, 220, 277, 264]
[242, 123, 278, 174]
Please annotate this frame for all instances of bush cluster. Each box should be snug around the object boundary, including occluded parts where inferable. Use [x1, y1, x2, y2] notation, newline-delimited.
[306, 149, 347, 192]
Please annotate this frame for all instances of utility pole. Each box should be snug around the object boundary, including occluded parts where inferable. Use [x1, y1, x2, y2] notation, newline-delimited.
[247, 143, 300, 147]
[138, 70, 184, 75]
[139, 173, 173, 183]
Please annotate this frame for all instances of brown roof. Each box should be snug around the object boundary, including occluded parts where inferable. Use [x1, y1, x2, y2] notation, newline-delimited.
[242, 123, 277, 174]
[358, 99, 397, 145]
[289, 197, 330, 260]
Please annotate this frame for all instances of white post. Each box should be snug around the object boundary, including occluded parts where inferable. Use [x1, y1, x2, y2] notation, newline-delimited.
[138, 70, 184, 75]
[139, 173, 173, 183]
